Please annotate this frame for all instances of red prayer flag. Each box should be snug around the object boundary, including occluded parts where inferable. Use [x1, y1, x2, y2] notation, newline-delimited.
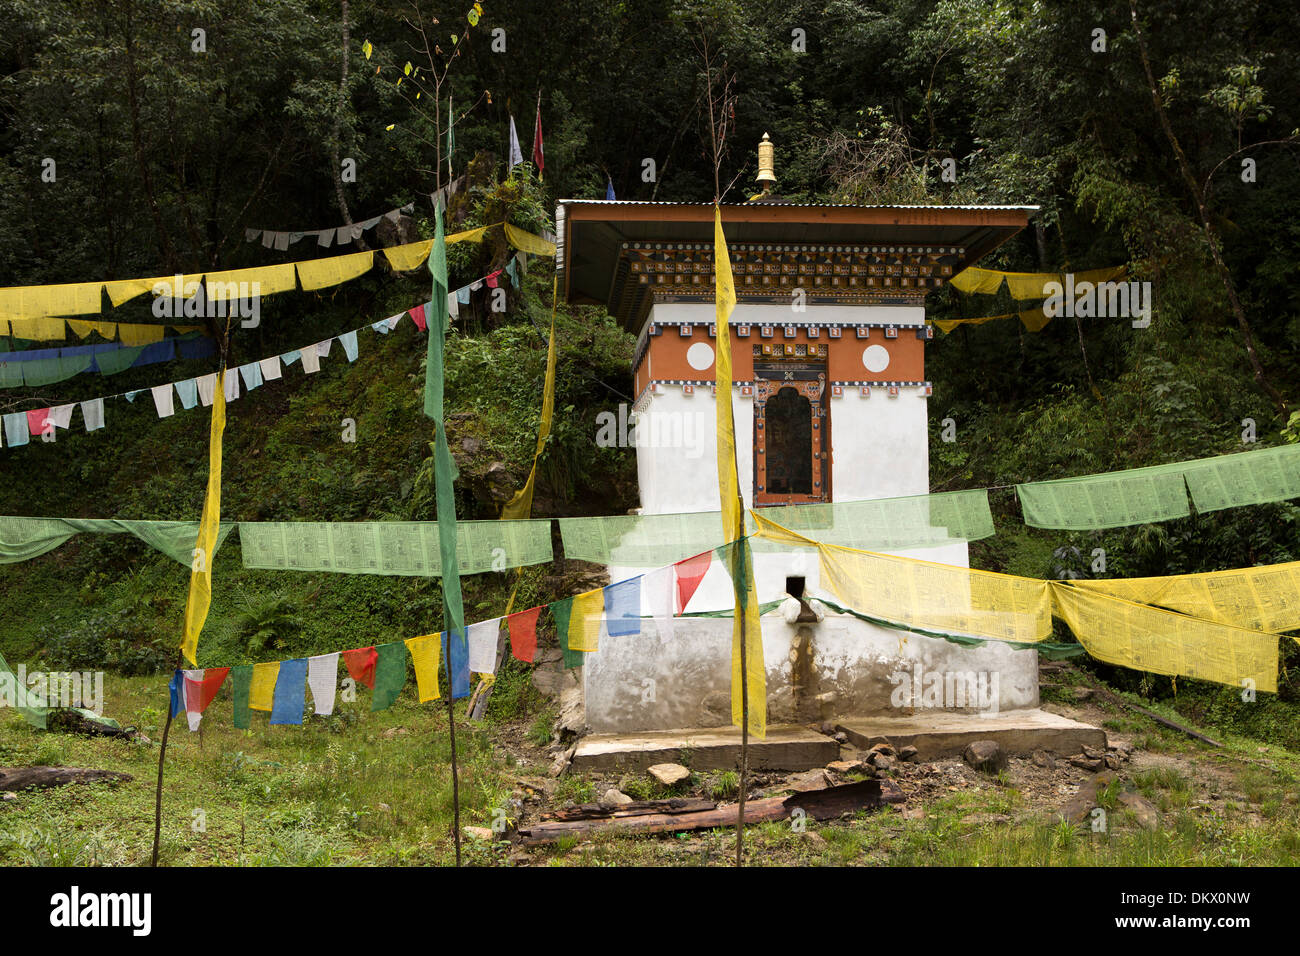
[507, 606, 544, 663]
[532, 101, 545, 175]
[485, 269, 502, 289]
[26, 408, 48, 436]
[342, 646, 378, 689]
[185, 667, 230, 714]
[409, 303, 428, 331]
[674, 550, 712, 614]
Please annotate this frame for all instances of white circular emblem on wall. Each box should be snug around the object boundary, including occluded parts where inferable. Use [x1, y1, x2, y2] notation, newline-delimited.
[686, 341, 715, 371]
[862, 344, 890, 373]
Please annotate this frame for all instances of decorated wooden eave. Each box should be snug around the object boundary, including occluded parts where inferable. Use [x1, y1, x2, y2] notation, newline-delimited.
[556, 200, 1039, 332]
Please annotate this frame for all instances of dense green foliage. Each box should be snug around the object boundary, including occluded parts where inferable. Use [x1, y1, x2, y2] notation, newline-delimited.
[0, 0, 1297, 739]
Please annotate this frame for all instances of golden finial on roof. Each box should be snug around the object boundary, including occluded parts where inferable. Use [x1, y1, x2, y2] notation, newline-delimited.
[756, 133, 776, 194]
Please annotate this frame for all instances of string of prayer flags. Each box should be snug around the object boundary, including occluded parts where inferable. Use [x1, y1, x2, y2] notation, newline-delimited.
[0, 219, 556, 327]
[307, 653, 339, 716]
[270, 658, 309, 725]
[244, 204, 415, 249]
[441, 629, 471, 698]
[180, 369, 226, 666]
[948, 265, 1127, 300]
[249, 661, 280, 712]
[371, 643, 407, 711]
[930, 306, 1055, 335]
[343, 646, 378, 689]
[405, 635, 443, 702]
[507, 606, 543, 663]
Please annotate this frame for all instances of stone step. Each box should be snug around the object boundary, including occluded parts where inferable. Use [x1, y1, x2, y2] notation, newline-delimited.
[571, 724, 838, 773]
[835, 709, 1106, 761]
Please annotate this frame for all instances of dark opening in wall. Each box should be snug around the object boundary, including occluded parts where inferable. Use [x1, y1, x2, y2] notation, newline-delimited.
[786, 576, 806, 599]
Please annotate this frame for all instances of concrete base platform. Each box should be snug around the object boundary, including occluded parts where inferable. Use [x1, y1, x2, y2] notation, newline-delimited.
[571, 724, 839, 773]
[836, 709, 1106, 760]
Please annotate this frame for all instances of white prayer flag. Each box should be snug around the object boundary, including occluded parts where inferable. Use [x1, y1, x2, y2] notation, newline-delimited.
[307, 653, 340, 716]
[508, 114, 524, 170]
[467, 618, 503, 675]
[81, 398, 105, 432]
[259, 356, 282, 381]
[196, 373, 217, 407]
[150, 384, 175, 418]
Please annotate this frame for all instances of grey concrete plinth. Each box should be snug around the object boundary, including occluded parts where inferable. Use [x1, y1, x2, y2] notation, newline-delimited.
[570, 724, 839, 772]
[835, 709, 1106, 760]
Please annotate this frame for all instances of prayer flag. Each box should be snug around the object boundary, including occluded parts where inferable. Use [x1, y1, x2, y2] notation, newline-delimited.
[342, 646, 377, 689]
[270, 658, 308, 725]
[183, 667, 229, 732]
[180, 369, 226, 665]
[441, 629, 471, 698]
[307, 653, 339, 716]
[372, 643, 407, 711]
[570, 588, 604, 652]
[467, 618, 501, 675]
[405, 635, 442, 703]
[507, 606, 543, 663]
[508, 113, 524, 170]
[674, 550, 712, 613]
[604, 575, 642, 637]
[232, 665, 252, 729]
[249, 661, 280, 712]
[714, 206, 766, 738]
[532, 98, 545, 176]
[549, 596, 584, 669]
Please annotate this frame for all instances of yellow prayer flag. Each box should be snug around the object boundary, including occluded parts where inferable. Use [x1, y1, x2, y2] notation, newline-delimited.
[296, 250, 374, 291]
[447, 224, 491, 244]
[1050, 582, 1278, 693]
[105, 274, 204, 307]
[569, 589, 604, 652]
[0, 282, 102, 319]
[116, 323, 166, 347]
[249, 661, 280, 711]
[503, 223, 557, 257]
[1004, 271, 1056, 300]
[67, 319, 118, 340]
[383, 239, 434, 272]
[1072, 561, 1300, 634]
[405, 635, 443, 702]
[947, 267, 1004, 296]
[206, 264, 297, 299]
[714, 207, 766, 739]
[180, 369, 226, 665]
[500, 275, 559, 520]
[5, 316, 67, 341]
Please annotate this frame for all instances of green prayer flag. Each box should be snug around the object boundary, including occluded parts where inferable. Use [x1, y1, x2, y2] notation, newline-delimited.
[0, 516, 235, 567]
[550, 596, 583, 669]
[424, 208, 466, 642]
[1016, 461, 1192, 530]
[231, 665, 252, 729]
[0, 649, 47, 730]
[371, 642, 407, 711]
[1183, 445, 1300, 513]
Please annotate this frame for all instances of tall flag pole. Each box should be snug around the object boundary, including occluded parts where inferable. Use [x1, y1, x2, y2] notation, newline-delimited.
[713, 205, 765, 866]
[425, 208, 467, 866]
[447, 95, 455, 188]
[532, 91, 545, 180]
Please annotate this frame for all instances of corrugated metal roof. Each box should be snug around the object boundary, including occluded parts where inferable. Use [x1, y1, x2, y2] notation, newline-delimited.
[558, 199, 1041, 212]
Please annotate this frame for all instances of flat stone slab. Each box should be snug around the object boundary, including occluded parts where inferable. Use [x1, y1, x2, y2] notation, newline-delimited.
[571, 725, 838, 773]
[836, 709, 1106, 761]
